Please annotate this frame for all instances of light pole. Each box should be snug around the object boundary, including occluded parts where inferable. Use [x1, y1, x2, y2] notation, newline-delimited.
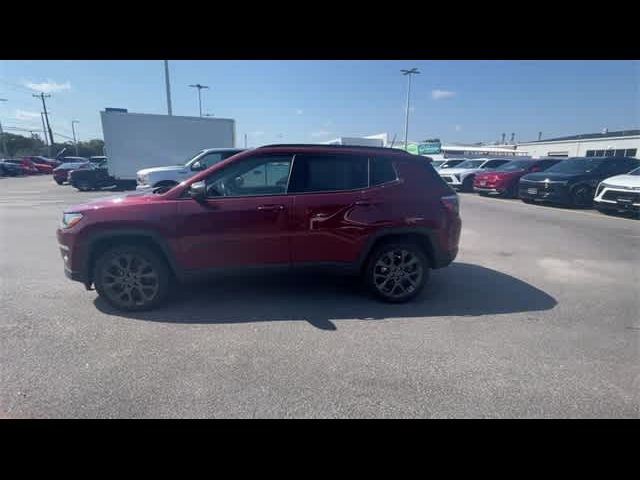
[41, 112, 51, 157]
[401, 68, 420, 151]
[189, 83, 209, 117]
[0, 98, 7, 158]
[164, 60, 173, 116]
[71, 120, 80, 156]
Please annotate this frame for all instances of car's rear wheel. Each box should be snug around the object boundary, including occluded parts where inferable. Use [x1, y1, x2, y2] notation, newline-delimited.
[521, 198, 535, 204]
[76, 181, 93, 191]
[94, 245, 170, 311]
[54, 178, 64, 185]
[364, 242, 429, 303]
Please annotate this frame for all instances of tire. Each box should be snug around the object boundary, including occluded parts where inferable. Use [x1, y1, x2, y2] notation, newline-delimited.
[570, 185, 593, 208]
[76, 181, 93, 192]
[94, 245, 170, 312]
[364, 242, 429, 303]
[503, 181, 519, 199]
[521, 198, 535, 204]
[461, 176, 474, 193]
[55, 179, 64, 185]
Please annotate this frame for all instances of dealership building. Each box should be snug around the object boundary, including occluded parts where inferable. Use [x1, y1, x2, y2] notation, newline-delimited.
[515, 130, 639, 158]
[323, 129, 639, 160]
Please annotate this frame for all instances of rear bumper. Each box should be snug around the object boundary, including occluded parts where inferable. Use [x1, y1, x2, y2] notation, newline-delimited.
[474, 186, 504, 195]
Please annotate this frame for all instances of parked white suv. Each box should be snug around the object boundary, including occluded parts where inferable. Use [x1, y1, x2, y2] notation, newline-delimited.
[136, 148, 245, 190]
[438, 158, 512, 192]
[594, 166, 640, 216]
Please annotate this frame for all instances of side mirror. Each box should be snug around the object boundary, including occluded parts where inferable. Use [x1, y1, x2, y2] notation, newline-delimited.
[191, 161, 205, 171]
[189, 181, 207, 202]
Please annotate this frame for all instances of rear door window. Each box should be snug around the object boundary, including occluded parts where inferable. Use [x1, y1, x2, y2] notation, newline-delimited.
[288, 154, 368, 193]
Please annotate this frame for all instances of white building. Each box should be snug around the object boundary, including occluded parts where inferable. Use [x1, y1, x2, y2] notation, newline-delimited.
[325, 133, 388, 147]
[515, 130, 639, 158]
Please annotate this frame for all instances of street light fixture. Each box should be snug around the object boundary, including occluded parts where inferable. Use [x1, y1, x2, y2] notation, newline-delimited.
[71, 120, 80, 156]
[189, 84, 210, 117]
[401, 68, 420, 151]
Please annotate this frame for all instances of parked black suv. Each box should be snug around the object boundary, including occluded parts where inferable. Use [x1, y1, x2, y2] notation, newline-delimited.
[518, 156, 640, 207]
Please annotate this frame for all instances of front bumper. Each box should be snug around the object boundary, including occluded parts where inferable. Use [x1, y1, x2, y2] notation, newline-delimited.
[594, 186, 640, 212]
[57, 230, 91, 288]
[440, 174, 462, 189]
[518, 182, 571, 204]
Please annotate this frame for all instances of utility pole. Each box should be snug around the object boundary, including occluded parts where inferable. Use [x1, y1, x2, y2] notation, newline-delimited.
[164, 60, 173, 116]
[40, 112, 51, 157]
[71, 120, 80, 156]
[189, 84, 209, 117]
[244, 133, 247, 148]
[401, 68, 420, 151]
[33, 93, 54, 146]
[0, 98, 8, 158]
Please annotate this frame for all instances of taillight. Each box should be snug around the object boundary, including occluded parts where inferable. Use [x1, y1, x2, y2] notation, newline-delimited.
[441, 194, 459, 216]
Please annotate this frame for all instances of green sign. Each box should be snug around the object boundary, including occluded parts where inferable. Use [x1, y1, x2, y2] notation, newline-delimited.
[398, 142, 441, 155]
[418, 142, 441, 155]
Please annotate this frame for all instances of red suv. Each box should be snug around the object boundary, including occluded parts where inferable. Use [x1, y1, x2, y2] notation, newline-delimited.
[57, 145, 461, 311]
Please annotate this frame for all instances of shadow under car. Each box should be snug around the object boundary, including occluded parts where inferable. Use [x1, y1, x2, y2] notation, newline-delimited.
[94, 262, 557, 330]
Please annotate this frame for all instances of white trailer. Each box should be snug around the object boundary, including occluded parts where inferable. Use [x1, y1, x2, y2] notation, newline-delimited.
[100, 109, 235, 187]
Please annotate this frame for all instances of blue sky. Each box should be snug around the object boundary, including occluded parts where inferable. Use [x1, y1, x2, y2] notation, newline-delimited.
[1, 60, 638, 146]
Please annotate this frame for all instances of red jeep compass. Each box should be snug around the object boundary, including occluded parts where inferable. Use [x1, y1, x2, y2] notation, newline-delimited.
[57, 144, 461, 311]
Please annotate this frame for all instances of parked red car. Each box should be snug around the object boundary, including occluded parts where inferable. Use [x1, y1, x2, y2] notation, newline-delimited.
[473, 158, 562, 197]
[3, 158, 41, 175]
[57, 144, 461, 311]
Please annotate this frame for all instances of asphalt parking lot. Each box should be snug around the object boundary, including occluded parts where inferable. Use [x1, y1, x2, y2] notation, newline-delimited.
[1, 175, 639, 418]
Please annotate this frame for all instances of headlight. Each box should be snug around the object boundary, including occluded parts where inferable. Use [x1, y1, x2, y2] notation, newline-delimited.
[61, 213, 84, 229]
[600, 183, 612, 189]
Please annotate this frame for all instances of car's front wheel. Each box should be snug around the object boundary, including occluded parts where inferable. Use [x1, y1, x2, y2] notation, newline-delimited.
[94, 245, 170, 311]
[364, 242, 429, 303]
[570, 185, 593, 208]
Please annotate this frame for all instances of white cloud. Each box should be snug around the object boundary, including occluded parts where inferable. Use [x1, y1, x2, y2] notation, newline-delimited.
[296, 109, 304, 115]
[432, 89, 456, 100]
[455, 125, 462, 132]
[311, 129, 331, 138]
[251, 130, 265, 136]
[24, 80, 71, 93]
[15, 109, 41, 120]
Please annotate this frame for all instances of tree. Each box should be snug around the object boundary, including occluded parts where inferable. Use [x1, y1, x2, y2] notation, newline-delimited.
[1, 132, 104, 158]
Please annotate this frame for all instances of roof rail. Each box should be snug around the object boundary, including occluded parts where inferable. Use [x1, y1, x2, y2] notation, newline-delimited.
[257, 143, 411, 154]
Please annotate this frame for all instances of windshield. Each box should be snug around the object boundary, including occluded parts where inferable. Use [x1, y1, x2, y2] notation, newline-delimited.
[183, 151, 206, 167]
[455, 160, 485, 169]
[498, 160, 536, 171]
[545, 158, 607, 174]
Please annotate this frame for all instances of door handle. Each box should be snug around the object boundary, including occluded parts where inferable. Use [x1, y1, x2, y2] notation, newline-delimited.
[257, 204, 285, 212]
[354, 199, 378, 207]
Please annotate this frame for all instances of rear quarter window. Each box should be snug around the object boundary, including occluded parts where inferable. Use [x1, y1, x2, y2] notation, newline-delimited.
[370, 157, 398, 186]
